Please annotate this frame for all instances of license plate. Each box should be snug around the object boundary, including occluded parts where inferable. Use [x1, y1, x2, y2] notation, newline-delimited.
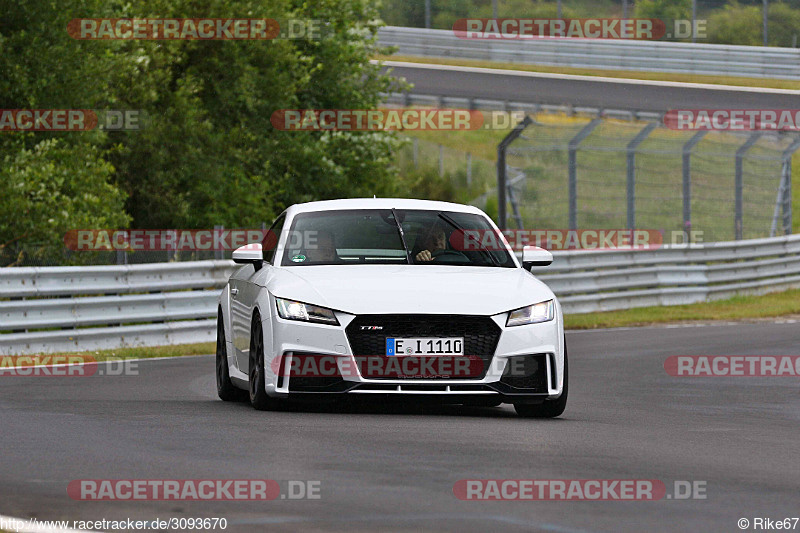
[386, 337, 464, 356]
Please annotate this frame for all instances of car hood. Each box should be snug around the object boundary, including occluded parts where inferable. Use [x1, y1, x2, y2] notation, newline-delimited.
[265, 265, 555, 316]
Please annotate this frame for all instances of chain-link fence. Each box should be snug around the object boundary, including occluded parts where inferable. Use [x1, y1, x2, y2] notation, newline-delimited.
[498, 113, 798, 242]
[394, 136, 498, 211]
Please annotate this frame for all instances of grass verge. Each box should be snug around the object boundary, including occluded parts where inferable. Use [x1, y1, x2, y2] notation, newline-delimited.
[378, 54, 800, 90]
[565, 288, 800, 330]
[24, 342, 215, 361]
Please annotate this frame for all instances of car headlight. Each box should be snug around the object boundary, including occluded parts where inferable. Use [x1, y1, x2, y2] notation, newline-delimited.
[506, 300, 555, 327]
[275, 298, 339, 325]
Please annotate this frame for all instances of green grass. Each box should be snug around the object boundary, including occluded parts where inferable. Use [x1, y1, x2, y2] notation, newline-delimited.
[21, 342, 215, 361]
[379, 54, 800, 90]
[565, 288, 800, 329]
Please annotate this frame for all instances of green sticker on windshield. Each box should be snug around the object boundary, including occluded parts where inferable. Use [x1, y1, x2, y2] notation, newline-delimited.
[291, 254, 306, 263]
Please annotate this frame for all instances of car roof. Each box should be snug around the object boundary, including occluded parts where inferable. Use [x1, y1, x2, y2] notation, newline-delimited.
[286, 198, 486, 216]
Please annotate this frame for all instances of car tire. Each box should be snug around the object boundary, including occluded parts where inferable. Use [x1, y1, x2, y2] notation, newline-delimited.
[248, 312, 273, 411]
[514, 339, 568, 419]
[216, 311, 245, 402]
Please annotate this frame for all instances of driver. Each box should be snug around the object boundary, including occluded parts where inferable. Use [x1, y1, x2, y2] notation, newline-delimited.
[414, 226, 447, 262]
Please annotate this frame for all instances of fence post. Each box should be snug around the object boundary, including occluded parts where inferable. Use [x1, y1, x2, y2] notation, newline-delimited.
[567, 119, 602, 230]
[214, 225, 223, 260]
[682, 131, 707, 232]
[497, 116, 532, 229]
[781, 137, 800, 234]
[771, 169, 789, 237]
[735, 133, 762, 240]
[626, 122, 658, 230]
[166, 229, 178, 262]
[424, 0, 431, 29]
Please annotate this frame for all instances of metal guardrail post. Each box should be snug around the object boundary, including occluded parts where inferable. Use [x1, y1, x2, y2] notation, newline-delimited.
[682, 131, 708, 232]
[781, 137, 800, 234]
[771, 170, 788, 237]
[568, 119, 602, 230]
[626, 122, 658, 230]
[735, 133, 762, 240]
[424, 0, 431, 29]
[497, 116, 533, 229]
[214, 225, 224, 260]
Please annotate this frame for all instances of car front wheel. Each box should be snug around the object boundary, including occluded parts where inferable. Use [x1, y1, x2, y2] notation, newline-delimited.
[248, 313, 275, 411]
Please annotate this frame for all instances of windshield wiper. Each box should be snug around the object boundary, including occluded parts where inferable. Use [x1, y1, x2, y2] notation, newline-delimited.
[437, 212, 501, 267]
[391, 208, 413, 265]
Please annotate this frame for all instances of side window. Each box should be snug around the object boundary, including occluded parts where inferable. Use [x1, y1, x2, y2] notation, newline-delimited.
[263, 213, 286, 264]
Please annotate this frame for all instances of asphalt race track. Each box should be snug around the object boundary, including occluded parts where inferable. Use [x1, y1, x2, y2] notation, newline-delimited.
[382, 61, 800, 113]
[1, 322, 798, 532]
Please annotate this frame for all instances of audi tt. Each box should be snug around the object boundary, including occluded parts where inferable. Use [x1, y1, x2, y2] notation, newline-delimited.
[215, 198, 567, 417]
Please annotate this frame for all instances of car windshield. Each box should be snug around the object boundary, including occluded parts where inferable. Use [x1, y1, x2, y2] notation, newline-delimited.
[280, 209, 516, 267]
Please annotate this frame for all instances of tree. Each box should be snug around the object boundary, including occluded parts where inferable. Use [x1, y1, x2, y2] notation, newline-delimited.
[0, 137, 129, 266]
[0, 0, 406, 264]
[635, 0, 692, 22]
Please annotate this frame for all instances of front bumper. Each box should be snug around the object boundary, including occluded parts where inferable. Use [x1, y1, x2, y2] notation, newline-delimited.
[265, 304, 564, 402]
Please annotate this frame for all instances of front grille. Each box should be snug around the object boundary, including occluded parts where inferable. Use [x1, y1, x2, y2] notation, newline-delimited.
[346, 314, 501, 379]
[499, 354, 549, 392]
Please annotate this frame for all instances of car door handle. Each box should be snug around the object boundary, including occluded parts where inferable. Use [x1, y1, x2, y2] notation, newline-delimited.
[230, 288, 239, 297]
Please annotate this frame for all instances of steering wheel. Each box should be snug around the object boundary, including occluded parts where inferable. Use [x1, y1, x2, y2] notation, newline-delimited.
[431, 249, 468, 263]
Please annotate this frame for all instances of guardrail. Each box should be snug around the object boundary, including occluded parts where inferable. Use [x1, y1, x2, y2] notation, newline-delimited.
[2, 234, 800, 354]
[378, 26, 800, 80]
[0, 261, 235, 355]
[531, 233, 800, 313]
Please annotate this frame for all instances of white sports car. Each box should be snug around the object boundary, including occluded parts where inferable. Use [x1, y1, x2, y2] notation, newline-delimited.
[216, 198, 567, 418]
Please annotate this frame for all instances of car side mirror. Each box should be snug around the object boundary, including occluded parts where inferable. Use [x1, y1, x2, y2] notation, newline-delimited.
[232, 243, 264, 270]
[522, 246, 553, 270]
